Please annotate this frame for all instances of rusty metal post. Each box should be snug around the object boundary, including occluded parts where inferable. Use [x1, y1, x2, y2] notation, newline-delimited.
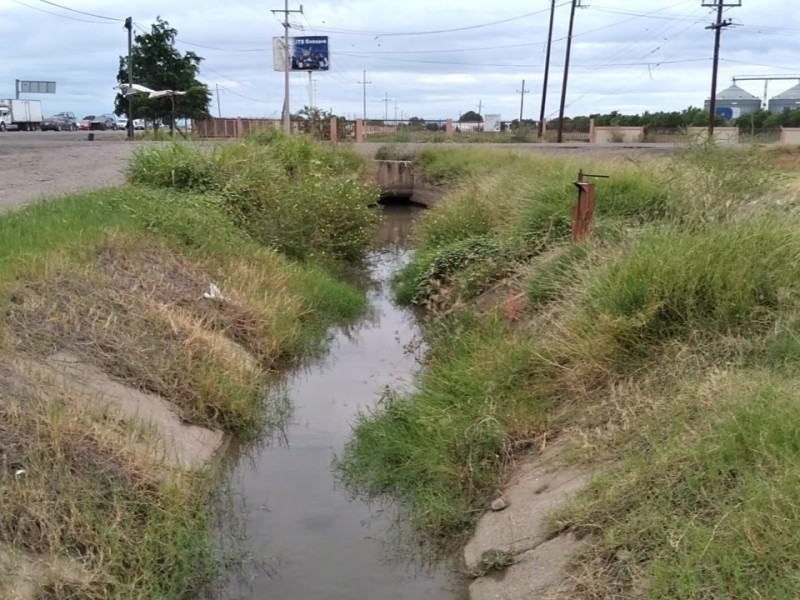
[572, 170, 608, 243]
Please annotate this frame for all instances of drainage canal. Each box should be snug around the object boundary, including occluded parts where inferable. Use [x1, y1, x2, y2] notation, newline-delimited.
[222, 204, 460, 600]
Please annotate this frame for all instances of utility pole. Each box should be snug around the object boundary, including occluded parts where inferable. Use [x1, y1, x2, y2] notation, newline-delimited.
[271, 1, 303, 135]
[394, 101, 398, 121]
[557, 0, 581, 144]
[358, 70, 372, 121]
[538, 0, 556, 138]
[124, 17, 133, 140]
[704, 0, 738, 135]
[516, 79, 530, 124]
[382, 92, 393, 120]
[215, 83, 222, 118]
[476, 100, 483, 116]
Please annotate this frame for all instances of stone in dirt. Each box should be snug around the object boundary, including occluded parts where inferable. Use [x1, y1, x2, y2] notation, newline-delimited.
[491, 497, 509, 512]
[14, 352, 225, 469]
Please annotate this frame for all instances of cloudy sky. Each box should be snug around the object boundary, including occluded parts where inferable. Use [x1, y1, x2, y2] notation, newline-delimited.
[0, 0, 798, 121]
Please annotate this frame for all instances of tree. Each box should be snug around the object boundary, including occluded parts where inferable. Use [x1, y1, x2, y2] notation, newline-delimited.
[459, 110, 483, 123]
[115, 18, 211, 130]
[293, 105, 331, 139]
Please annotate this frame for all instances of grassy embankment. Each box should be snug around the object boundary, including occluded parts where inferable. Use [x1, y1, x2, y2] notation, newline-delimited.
[337, 143, 800, 596]
[0, 133, 379, 599]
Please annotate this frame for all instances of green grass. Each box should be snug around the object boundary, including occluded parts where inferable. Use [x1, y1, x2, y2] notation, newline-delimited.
[0, 136, 374, 598]
[336, 313, 549, 546]
[128, 134, 381, 261]
[556, 373, 800, 599]
[526, 244, 590, 307]
[393, 149, 668, 308]
[583, 218, 800, 347]
[339, 143, 800, 596]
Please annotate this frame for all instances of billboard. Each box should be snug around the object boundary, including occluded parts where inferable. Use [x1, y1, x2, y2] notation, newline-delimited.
[484, 114, 501, 132]
[18, 80, 56, 94]
[273, 36, 329, 72]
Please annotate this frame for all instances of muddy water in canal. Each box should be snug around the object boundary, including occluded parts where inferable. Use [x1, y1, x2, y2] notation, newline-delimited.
[223, 205, 460, 600]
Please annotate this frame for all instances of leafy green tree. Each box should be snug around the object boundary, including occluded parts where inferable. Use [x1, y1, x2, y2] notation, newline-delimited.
[293, 105, 331, 139]
[115, 18, 210, 130]
[459, 110, 483, 123]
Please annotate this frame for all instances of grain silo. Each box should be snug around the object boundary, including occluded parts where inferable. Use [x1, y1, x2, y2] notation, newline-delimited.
[768, 83, 800, 114]
[704, 84, 762, 120]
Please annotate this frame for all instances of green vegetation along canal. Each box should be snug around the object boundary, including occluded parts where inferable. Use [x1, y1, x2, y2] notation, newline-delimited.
[222, 204, 460, 600]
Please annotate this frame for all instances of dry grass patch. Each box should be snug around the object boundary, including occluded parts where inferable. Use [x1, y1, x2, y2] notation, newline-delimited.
[2, 231, 337, 436]
[0, 366, 220, 600]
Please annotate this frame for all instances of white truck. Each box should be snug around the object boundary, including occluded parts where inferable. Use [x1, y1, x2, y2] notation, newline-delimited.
[0, 99, 44, 131]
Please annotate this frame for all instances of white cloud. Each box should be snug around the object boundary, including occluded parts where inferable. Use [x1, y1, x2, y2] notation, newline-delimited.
[0, 0, 797, 120]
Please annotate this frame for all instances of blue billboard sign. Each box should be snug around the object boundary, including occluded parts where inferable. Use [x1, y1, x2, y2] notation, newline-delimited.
[289, 36, 329, 71]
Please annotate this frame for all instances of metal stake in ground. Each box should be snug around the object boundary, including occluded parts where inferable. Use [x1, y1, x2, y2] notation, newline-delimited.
[572, 169, 608, 243]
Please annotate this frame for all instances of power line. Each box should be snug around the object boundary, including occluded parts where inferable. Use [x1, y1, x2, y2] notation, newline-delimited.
[553, 10, 715, 117]
[34, 0, 122, 21]
[8, 0, 113, 24]
[333, 51, 708, 70]
[305, 4, 569, 37]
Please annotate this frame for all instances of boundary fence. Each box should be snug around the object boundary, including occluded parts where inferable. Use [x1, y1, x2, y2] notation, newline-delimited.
[191, 117, 800, 146]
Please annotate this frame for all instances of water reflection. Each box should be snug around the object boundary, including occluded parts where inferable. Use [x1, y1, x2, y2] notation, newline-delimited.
[221, 204, 460, 600]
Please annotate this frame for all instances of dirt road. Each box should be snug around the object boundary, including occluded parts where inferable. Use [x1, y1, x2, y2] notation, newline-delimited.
[0, 131, 134, 210]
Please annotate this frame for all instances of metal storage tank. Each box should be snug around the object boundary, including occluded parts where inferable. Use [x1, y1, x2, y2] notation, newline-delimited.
[704, 84, 762, 120]
[768, 83, 800, 114]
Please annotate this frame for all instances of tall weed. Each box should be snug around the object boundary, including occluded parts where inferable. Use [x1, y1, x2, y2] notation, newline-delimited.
[127, 136, 379, 261]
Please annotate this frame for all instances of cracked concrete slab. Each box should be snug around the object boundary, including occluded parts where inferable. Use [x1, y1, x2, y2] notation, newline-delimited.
[464, 454, 587, 572]
[14, 352, 225, 469]
[469, 533, 583, 600]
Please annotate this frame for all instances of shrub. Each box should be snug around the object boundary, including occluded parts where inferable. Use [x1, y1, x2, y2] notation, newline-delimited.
[128, 136, 379, 261]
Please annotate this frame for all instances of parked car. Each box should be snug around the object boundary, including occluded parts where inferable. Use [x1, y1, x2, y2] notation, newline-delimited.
[116, 117, 128, 130]
[90, 114, 117, 131]
[40, 114, 75, 131]
[78, 115, 95, 131]
[54, 111, 77, 129]
[133, 118, 145, 130]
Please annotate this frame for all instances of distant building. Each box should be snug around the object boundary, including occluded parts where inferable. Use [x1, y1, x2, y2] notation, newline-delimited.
[704, 84, 762, 120]
[768, 83, 800, 114]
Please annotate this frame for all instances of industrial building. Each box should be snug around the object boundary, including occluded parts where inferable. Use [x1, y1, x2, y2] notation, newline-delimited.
[704, 84, 762, 120]
[768, 83, 800, 114]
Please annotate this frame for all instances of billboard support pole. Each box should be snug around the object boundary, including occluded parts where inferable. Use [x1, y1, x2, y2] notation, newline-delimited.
[283, 0, 290, 135]
[271, 2, 303, 135]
